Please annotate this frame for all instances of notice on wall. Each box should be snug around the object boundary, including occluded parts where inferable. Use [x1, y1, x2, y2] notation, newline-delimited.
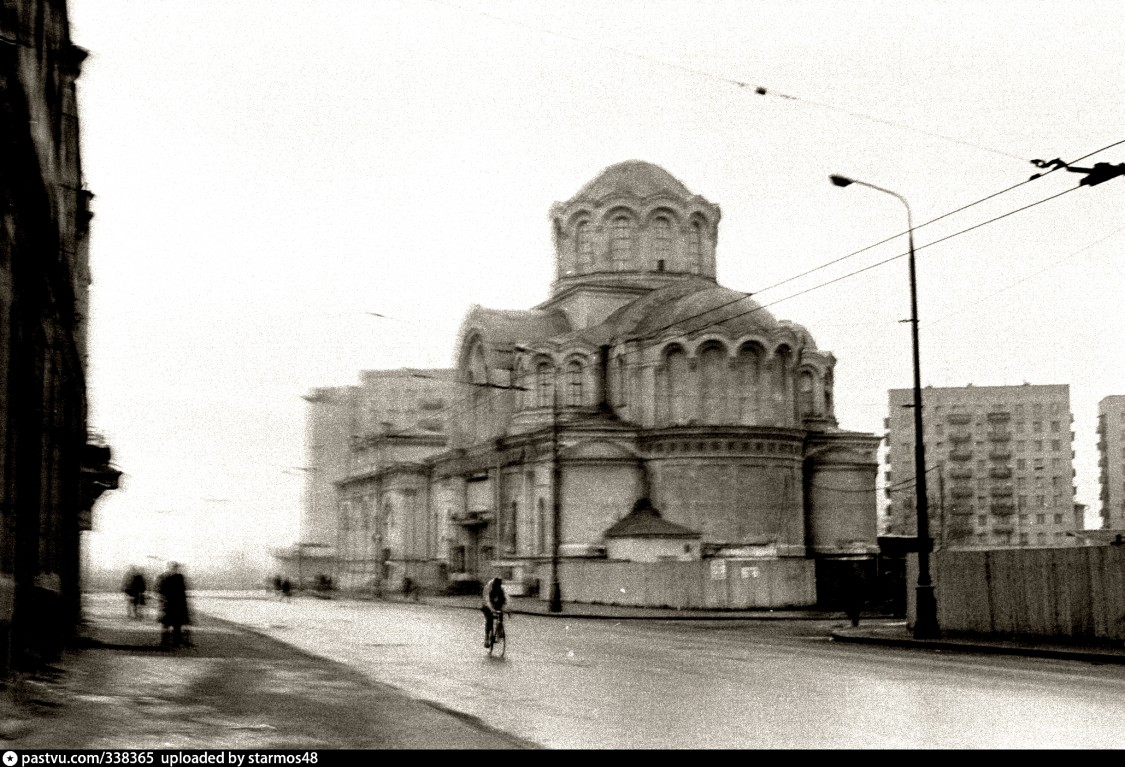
[710, 560, 727, 580]
[741, 566, 761, 579]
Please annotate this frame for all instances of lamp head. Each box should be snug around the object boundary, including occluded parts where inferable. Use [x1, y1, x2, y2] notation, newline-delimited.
[829, 174, 854, 188]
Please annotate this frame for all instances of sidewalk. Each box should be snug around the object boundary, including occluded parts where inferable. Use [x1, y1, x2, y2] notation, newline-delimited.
[0, 595, 536, 750]
[830, 621, 1125, 665]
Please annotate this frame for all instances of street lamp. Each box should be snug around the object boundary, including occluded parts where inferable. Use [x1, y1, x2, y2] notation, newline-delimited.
[830, 173, 939, 639]
[513, 346, 563, 613]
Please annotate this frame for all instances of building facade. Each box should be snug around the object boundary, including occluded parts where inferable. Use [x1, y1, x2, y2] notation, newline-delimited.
[1097, 395, 1125, 530]
[1, 0, 119, 671]
[297, 161, 881, 606]
[885, 384, 1077, 548]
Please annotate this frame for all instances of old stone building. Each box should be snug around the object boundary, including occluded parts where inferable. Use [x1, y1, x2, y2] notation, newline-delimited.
[425, 161, 880, 605]
[300, 161, 881, 606]
[1, 0, 119, 670]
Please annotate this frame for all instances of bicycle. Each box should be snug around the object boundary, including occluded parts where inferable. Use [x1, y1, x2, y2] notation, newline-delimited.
[486, 609, 506, 657]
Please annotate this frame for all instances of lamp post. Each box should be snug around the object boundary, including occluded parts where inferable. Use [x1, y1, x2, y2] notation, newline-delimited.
[514, 346, 563, 613]
[830, 174, 940, 638]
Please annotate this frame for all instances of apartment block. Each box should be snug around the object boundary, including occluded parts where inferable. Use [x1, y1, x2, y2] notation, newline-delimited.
[1097, 395, 1125, 530]
[885, 384, 1077, 548]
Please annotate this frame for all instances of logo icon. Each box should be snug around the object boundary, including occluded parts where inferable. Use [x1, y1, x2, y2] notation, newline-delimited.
[3, 750, 17, 766]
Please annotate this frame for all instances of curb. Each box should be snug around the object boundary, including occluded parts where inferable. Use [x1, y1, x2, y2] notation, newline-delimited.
[384, 596, 866, 622]
[829, 630, 1125, 665]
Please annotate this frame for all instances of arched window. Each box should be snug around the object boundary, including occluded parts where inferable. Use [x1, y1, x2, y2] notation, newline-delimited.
[536, 362, 553, 407]
[610, 215, 633, 269]
[567, 360, 583, 406]
[653, 215, 672, 268]
[575, 220, 593, 268]
[699, 343, 728, 424]
[735, 344, 762, 425]
[689, 220, 703, 262]
[665, 346, 690, 425]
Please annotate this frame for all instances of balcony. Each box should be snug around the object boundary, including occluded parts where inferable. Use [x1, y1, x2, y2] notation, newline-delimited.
[987, 411, 1012, 422]
[949, 468, 973, 479]
[950, 485, 975, 499]
[988, 430, 1012, 442]
[990, 485, 1014, 497]
[949, 450, 973, 462]
[948, 413, 972, 425]
[989, 466, 1012, 479]
[989, 450, 1013, 461]
[949, 431, 972, 443]
[992, 500, 1016, 515]
[992, 521, 1015, 533]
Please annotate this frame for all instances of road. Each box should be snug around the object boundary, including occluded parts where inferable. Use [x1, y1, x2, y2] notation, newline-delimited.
[194, 595, 1125, 749]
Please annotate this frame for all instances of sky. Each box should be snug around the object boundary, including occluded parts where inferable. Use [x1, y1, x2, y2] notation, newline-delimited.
[68, 0, 1125, 576]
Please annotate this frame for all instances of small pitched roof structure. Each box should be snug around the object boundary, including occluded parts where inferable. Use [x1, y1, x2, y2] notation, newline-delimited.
[604, 498, 700, 539]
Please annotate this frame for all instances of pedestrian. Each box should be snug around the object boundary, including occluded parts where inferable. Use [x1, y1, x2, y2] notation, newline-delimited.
[156, 562, 192, 648]
[480, 576, 507, 648]
[272, 574, 283, 600]
[280, 578, 292, 600]
[122, 567, 147, 620]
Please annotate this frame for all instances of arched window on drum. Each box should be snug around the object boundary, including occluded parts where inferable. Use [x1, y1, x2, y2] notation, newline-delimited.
[575, 220, 593, 269]
[610, 214, 633, 270]
[688, 220, 704, 273]
[653, 215, 672, 271]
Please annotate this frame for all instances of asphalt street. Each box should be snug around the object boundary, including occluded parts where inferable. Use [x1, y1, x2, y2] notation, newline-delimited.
[191, 595, 1125, 749]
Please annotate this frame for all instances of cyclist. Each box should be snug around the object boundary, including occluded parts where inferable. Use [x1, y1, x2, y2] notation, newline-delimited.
[481, 576, 507, 647]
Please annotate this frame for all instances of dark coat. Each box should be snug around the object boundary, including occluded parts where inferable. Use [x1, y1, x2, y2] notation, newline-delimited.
[157, 572, 190, 627]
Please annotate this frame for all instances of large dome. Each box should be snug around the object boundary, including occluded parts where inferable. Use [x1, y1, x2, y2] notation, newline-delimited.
[570, 160, 694, 202]
[602, 283, 790, 341]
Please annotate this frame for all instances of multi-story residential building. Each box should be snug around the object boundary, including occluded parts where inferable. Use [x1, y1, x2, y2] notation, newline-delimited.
[885, 384, 1077, 548]
[1097, 395, 1125, 530]
[1, 0, 119, 671]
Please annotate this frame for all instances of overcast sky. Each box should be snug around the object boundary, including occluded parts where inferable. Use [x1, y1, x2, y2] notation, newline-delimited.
[69, 0, 1125, 575]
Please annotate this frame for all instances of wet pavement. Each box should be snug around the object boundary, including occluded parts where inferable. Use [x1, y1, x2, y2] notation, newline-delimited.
[1, 595, 535, 749]
[195, 593, 1125, 749]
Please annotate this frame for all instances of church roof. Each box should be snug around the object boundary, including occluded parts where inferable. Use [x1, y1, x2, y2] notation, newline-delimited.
[592, 282, 794, 343]
[604, 499, 701, 539]
[458, 305, 572, 370]
[570, 160, 695, 202]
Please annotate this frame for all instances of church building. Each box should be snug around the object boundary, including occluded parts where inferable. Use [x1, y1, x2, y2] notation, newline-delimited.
[416, 160, 881, 606]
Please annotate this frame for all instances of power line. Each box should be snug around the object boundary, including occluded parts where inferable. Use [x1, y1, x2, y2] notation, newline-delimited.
[617, 138, 1124, 347]
[423, 0, 1029, 162]
[630, 184, 1084, 349]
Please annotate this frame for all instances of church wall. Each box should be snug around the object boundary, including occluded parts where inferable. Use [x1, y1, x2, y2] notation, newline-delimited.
[606, 537, 700, 562]
[649, 458, 804, 549]
[561, 463, 644, 552]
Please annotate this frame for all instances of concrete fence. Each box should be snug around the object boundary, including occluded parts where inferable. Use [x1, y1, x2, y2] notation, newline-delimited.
[909, 546, 1125, 641]
[558, 558, 817, 609]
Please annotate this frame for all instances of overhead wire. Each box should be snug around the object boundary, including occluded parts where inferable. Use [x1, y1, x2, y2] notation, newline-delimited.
[615, 137, 1125, 347]
[421, 0, 1030, 162]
